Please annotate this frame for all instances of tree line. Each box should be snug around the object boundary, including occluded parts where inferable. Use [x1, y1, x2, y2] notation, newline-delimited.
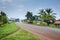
[25, 8, 56, 26]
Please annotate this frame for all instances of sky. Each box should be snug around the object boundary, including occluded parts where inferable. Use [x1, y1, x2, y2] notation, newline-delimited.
[0, 0, 60, 20]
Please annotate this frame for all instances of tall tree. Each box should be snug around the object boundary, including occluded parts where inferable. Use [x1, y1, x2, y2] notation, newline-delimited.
[39, 9, 47, 22]
[25, 11, 33, 21]
[45, 8, 56, 25]
[39, 8, 56, 26]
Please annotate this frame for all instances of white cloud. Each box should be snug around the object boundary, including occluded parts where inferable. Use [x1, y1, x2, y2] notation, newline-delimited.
[2, 0, 13, 3]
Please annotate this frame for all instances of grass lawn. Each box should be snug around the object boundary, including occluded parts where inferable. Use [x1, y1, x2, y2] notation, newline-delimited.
[49, 25, 60, 29]
[2, 30, 41, 40]
[0, 22, 19, 39]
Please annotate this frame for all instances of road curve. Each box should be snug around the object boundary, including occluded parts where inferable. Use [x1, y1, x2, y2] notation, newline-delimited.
[16, 22, 60, 40]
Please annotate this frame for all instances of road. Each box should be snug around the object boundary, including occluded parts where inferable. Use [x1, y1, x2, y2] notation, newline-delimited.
[16, 22, 60, 40]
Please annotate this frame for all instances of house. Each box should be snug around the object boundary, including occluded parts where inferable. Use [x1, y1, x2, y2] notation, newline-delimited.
[54, 21, 60, 25]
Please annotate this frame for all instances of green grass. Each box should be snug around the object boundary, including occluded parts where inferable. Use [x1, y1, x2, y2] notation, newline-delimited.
[0, 22, 41, 40]
[0, 23, 19, 39]
[33, 23, 45, 26]
[49, 25, 60, 29]
[33, 23, 60, 29]
[3, 30, 41, 40]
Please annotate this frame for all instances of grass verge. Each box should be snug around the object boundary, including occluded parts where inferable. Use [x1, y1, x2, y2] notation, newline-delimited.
[33, 23, 60, 29]
[0, 23, 19, 39]
[49, 25, 60, 29]
[2, 30, 41, 40]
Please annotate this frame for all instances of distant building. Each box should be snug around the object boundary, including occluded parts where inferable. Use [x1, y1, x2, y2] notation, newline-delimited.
[54, 21, 60, 25]
[9, 18, 20, 22]
[15, 18, 20, 22]
[54, 21, 60, 26]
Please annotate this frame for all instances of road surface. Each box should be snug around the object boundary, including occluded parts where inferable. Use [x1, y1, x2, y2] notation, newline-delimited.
[16, 22, 60, 40]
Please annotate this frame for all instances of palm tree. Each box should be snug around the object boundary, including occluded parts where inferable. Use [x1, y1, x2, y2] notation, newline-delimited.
[39, 8, 56, 26]
[45, 8, 56, 25]
[39, 9, 47, 22]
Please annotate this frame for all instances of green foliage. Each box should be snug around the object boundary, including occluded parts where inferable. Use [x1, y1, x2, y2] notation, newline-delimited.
[34, 15, 40, 21]
[25, 11, 40, 23]
[2, 16, 8, 24]
[39, 8, 56, 26]
[25, 11, 33, 21]
[0, 23, 19, 39]
[0, 11, 8, 26]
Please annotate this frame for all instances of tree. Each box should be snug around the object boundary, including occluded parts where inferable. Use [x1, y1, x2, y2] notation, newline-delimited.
[39, 8, 56, 26]
[0, 15, 3, 26]
[34, 15, 40, 21]
[31, 16, 35, 21]
[1, 11, 8, 24]
[45, 8, 56, 25]
[25, 11, 33, 21]
[1, 11, 6, 16]
[38, 9, 47, 23]
[0, 11, 8, 26]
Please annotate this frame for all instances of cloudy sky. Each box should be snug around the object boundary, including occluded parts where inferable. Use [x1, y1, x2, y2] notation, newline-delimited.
[0, 0, 60, 19]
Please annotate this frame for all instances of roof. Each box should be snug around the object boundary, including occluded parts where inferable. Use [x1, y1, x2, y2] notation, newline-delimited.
[54, 21, 60, 24]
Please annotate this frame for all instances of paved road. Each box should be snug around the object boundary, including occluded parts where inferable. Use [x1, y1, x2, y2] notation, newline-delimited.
[16, 22, 60, 40]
